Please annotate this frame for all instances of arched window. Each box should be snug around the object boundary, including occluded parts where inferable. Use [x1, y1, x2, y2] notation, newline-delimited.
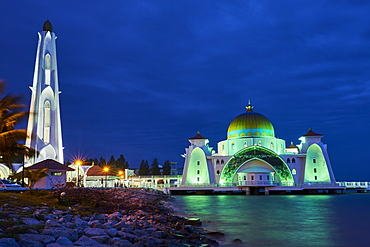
[270, 142, 274, 149]
[222, 145, 224, 150]
[217, 170, 220, 175]
[258, 141, 262, 146]
[251, 175, 254, 180]
[292, 158, 296, 163]
[197, 170, 200, 174]
[244, 141, 247, 148]
[197, 161, 200, 165]
[45, 54, 51, 85]
[216, 159, 220, 164]
[314, 176, 317, 180]
[220, 160, 224, 164]
[44, 101, 51, 143]
[231, 143, 235, 150]
[287, 158, 291, 163]
[314, 168, 317, 173]
[292, 169, 297, 175]
[313, 159, 316, 163]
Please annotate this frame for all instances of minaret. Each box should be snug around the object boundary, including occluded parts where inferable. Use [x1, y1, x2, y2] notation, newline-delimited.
[25, 20, 64, 166]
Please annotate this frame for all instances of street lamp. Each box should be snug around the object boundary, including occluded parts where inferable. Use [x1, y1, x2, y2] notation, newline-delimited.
[75, 160, 82, 187]
[103, 166, 109, 187]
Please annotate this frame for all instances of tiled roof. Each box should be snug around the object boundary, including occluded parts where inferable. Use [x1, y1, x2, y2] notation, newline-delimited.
[28, 159, 74, 171]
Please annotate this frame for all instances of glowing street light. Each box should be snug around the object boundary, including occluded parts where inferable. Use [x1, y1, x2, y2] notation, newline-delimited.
[103, 166, 109, 187]
[75, 160, 82, 187]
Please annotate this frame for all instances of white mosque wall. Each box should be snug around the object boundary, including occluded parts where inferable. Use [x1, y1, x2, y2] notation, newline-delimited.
[217, 137, 286, 156]
[304, 144, 331, 183]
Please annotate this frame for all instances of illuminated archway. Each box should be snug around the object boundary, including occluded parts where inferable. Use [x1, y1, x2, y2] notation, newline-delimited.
[220, 145, 294, 186]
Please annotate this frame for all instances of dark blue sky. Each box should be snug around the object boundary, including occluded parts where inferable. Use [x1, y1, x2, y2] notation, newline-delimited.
[1, 1, 370, 180]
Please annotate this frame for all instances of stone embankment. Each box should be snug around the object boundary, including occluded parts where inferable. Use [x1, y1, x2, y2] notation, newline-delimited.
[0, 188, 220, 247]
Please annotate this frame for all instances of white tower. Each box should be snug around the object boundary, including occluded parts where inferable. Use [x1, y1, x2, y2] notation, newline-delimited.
[25, 20, 64, 166]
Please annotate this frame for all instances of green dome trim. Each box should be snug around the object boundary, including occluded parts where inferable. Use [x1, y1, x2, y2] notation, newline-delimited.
[219, 145, 294, 186]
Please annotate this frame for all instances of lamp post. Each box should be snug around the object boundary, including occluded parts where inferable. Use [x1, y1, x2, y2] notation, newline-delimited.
[103, 167, 109, 187]
[118, 170, 123, 187]
[76, 160, 82, 187]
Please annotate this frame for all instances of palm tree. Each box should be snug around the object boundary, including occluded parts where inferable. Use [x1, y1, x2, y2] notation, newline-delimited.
[9, 168, 48, 193]
[0, 80, 35, 169]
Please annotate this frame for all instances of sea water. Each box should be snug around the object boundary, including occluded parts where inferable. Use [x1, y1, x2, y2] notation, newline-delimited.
[173, 193, 370, 247]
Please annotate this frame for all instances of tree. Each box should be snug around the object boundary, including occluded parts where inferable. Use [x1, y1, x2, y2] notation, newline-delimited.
[150, 158, 160, 175]
[10, 168, 48, 193]
[116, 154, 129, 170]
[108, 155, 116, 167]
[138, 160, 150, 175]
[0, 80, 35, 169]
[99, 157, 106, 166]
[162, 160, 172, 175]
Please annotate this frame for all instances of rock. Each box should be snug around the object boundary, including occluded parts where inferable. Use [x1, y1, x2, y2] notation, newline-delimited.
[113, 220, 127, 230]
[45, 244, 63, 247]
[206, 231, 225, 240]
[18, 239, 43, 247]
[42, 228, 79, 241]
[232, 238, 243, 244]
[73, 235, 101, 246]
[58, 214, 73, 223]
[143, 227, 157, 234]
[88, 220, 104, 229]
[104, 219, 118, 229]
[108, 212, 123, 221]
[104, 228, 118, 237]
[73, 216, 87, 228]
[45, 219, 63, 227]
[21, 218, 42, 226]
[133, 229, 149, 237]
[90, 235, 111, 244]
[106, 238, 134, 247]
[55, 236, 73, 245]
[19, 234, 55, 244]
[117, 232, 138, 243]
[0, 238, 20, 247]
[184, 217, 202, 226]
[84, 227, 108, 237]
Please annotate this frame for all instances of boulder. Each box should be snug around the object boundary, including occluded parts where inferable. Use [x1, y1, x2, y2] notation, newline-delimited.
[73, 235, 100, 246]
[21, 218, 42, 226]
[84, 227, 108, 237]
[55, 236, 73, 245]
[19, 234, 55, 244]
[0, 238, 20, 247]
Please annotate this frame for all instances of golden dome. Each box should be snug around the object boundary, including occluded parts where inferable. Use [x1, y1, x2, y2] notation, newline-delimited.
[227, 104, 275, 139]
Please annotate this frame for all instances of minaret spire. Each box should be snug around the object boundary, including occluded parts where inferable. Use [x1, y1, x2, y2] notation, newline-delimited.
[25, 20, 64, 166]
[246, 100, 254, 112]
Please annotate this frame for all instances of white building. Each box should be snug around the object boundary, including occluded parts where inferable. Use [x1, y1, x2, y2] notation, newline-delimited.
[181, 103, 338, 192]
[25, 20, 64, 166]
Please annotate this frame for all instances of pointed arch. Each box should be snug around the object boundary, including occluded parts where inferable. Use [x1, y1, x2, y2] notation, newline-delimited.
[220, 145, 294, 185]
[44, 100, 51, 144]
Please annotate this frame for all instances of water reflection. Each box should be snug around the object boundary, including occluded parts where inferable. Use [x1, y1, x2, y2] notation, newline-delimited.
[174, 195, 339, 247]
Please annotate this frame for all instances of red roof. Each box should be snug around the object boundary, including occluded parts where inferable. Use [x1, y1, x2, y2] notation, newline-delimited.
[303, 128, 323, 137]
[189, 132, 207, 140]
[28, 159, 75, 171]
[86, 165, 115, 176]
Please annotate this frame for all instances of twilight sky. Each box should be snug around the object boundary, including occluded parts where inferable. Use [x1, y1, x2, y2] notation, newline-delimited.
[1, 1, 370, 180]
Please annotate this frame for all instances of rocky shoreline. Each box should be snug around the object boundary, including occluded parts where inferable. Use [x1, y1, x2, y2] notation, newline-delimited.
[0, 188, 220, 247]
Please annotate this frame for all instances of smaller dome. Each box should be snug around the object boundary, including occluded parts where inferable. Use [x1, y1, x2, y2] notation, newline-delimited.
[43, 20, 52, 32]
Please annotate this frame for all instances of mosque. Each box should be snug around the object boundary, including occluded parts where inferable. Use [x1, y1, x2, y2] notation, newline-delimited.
[180, 103, 342, 194]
